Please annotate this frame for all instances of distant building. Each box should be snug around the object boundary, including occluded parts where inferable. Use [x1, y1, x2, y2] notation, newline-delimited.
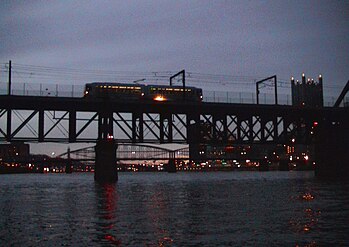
[291, 74, 323, 107]
[0, 142, 30, 159]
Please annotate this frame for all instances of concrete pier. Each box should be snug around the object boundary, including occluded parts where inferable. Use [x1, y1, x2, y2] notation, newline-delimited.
[65, 147, 72, 174]
[315, 114, 349, 179]
[279, 160, 290, 171]
[94, 139, 118, 183]
[166, 159, 177, 173]
[259, 159, 269, 171]
[166, 151, 177, 173]
[65, 163, 73, 174]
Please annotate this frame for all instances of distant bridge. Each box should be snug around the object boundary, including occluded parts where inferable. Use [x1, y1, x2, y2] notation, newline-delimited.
[58, 143, 189, 161]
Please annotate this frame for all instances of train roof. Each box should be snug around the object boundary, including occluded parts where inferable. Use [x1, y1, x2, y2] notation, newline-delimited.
[146, 84, 201, 90]
[86, 82, 201, 90]
[86, 82, 144, 87]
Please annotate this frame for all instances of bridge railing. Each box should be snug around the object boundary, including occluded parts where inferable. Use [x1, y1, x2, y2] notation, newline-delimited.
[1, 82, 346, 106]
[203, 91, 292, 105]
[0, 82, 84, 98]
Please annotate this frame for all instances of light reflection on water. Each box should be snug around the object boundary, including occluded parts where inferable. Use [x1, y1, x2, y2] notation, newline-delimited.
[0, 171, 348, 246]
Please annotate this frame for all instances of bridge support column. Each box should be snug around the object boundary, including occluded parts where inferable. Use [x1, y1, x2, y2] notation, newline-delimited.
[278, 159, 289, 171]
[315, 115, 349, 179]
[94, 139, 118, 183]
[187, 114, 201, 163]
[259, 159, 269, 171]
[166, 151, 177, 173]
[65, 147, 72, 174]
[65, 164, 73, 173]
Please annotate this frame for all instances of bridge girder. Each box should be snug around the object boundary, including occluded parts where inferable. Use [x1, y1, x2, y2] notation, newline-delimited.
[1, 95, 346, 146]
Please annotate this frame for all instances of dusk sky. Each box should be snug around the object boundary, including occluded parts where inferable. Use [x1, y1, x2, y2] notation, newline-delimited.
[1, 1, 348, 90]
[1, 0, 348, 154]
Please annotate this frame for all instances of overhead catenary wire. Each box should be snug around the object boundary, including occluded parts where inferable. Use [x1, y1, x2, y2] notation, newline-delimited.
[0, 62, 344, 91]
[0, 62, 277, 88]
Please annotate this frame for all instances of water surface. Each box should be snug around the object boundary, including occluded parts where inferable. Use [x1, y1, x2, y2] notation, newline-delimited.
[0, 171, 348, 246]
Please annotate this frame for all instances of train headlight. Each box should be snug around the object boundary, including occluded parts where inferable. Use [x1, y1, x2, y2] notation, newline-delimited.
[154, 95, 166, 101]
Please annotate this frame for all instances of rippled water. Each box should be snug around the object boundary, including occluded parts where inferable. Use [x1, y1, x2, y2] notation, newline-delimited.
[0, 171, 348, 246]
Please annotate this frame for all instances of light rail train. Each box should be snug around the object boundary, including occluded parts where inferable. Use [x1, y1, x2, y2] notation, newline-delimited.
[84, 82, 203, 102]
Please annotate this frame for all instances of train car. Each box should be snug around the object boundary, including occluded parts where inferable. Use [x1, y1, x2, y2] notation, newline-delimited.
[84, 82, 203, 102]
[84, 82, 144, 100]
[143, 85, 203, 102]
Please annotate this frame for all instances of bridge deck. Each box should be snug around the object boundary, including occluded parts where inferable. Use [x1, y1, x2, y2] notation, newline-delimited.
[0, 95, 347, 144]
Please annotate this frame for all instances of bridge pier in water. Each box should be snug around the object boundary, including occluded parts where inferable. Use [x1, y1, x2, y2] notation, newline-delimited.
[166, 151, 177, 173]
[94, 139, 118, 183]
[258, 159, 269, 171]
[65, 147, 72, 174]
[315, 114, 349, 179]
[279, 159, 290, 171]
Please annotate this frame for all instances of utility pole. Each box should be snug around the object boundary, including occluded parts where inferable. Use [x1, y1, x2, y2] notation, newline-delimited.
[8, 60, 12, 96]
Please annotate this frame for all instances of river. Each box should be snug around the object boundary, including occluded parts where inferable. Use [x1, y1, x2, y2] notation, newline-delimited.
[0, 171, 348, 246]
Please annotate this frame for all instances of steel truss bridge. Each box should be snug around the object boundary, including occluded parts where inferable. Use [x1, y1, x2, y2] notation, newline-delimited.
[0, 95, 347, 146]
[58, 144, 189, 162]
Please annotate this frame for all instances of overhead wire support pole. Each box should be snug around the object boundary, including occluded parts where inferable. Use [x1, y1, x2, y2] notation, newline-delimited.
[6, 60, 12, 142]
[275, 75, 278, 105]
[8, 60, 12, 96]
[255, 75, 278, 105]
[334, 80, 349, 107]
[170, 69, 186, 99]
[256, 81, 259, 104]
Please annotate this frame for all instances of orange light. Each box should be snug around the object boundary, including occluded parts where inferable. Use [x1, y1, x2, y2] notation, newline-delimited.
[154, 95, 166, 101]
[302, 193, 314, 201]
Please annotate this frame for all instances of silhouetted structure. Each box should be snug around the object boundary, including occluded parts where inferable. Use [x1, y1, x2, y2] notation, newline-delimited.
[94, 139, 118, 183]
[315, 110, 349, 178]
[291, 74, 323, 107]
[334, 80, 349, 107]
[0, 78, 348, 180]
[0, 142, 29, 158]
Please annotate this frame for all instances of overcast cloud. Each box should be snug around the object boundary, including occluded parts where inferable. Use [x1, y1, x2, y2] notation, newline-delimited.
[1, 0, 348, 89]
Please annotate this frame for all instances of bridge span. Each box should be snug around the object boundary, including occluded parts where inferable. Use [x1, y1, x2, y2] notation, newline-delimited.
[0, 95, 348, 182]
[0, 95, 340, 143]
